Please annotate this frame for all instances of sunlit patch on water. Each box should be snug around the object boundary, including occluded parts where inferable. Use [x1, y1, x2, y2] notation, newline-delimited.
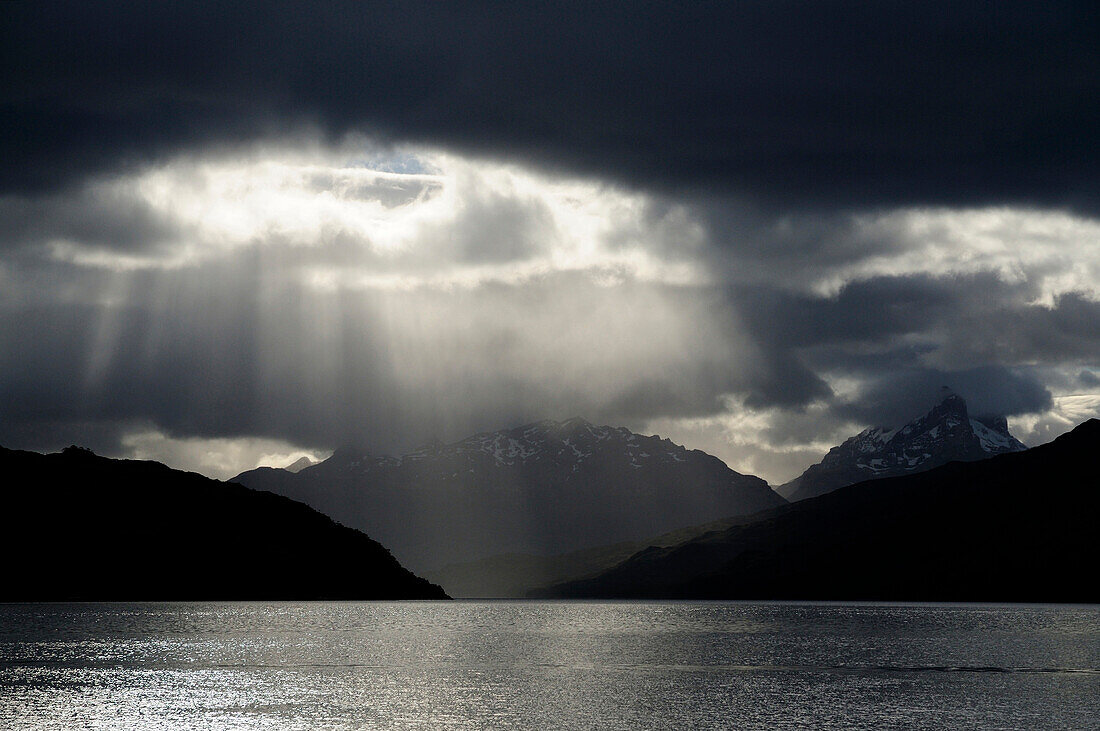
[1, 602, 1097, 730]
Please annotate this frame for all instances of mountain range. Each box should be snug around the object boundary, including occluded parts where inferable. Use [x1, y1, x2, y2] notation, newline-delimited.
[778, 392, 1026, 501]
[540, 418, 1099, 601]
[0, 445, 447, 600]
[232, 417, 785, 573]
[423, 393, 1028, 596]
[8, 393, 1089, 602]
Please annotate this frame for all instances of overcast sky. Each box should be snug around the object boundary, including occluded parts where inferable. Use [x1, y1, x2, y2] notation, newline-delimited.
[2, 2, 1098, 482]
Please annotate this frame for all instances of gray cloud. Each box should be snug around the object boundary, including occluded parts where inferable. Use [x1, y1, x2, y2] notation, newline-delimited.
[0, 186, 185, 253]
[2, 164, 1097, 477]
[0, 254, 766, 456]
[736, 273, 1100, 372]
[8, 241, 1086, 467]
[2, 2, 1097, 214]
[2, 3, 1099, 480]
[712, 269, 1099, 434]
[431, 180, 557, 264]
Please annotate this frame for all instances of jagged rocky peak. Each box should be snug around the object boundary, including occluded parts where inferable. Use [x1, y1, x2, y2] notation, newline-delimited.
[778, 392, 1026, 501]
[969, 413, 1025, 452]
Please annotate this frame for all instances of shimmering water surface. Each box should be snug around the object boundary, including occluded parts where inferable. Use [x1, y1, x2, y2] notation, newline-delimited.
[1, 601, 1097, 729]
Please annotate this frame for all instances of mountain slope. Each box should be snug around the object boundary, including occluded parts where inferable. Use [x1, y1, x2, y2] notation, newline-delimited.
[778, 393, 1025, 501]
[541, 419, 1100, 602]
[285, 456, 315, 473]
[425, 512, 769, 598]
[233, 417, 785, 573]
[0, 445, 448, 600]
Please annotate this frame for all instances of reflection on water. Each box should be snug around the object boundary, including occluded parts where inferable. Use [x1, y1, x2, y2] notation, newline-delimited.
[1, 602, 1097, 729]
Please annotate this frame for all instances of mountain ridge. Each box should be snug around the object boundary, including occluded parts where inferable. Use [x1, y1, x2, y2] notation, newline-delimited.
[233, 417, 785, 574]
[0, 444, 448, 601]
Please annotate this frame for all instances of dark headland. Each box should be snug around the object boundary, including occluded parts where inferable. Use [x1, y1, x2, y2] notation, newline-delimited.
[539, 419, 1100, 602]
[0, 445, 448, 600]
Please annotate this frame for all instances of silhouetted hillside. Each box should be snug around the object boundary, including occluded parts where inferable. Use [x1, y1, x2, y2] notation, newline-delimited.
[426, 513, 766, 598]
[542, 419, 1100, 602]
[0, 446, 448, 600]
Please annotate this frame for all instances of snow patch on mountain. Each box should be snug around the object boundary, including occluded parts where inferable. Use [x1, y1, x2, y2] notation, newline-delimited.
[970, 418, 1026, 452]
[331, 417, 706, 474]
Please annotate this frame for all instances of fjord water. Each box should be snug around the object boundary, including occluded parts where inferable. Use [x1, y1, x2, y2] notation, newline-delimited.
[1, 602, 1096, 729]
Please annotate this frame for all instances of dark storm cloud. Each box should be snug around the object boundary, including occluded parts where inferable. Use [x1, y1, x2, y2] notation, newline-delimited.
[931, 290, 1100, 367]
[3, 1, 1098, 212]
[836, 367, 1053, 428]
[735, 273, 1100, 365]
[1, 1, 1097, 479]
[730, 274, 971, 348]
[724, 271, 1100, 427]
[600, 345, 830, 420]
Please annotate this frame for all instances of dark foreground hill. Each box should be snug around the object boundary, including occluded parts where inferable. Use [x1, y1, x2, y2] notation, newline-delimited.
[234, 417, 784, 573]
[0, 446, 448, 600]
[541, 419, 1100, 602]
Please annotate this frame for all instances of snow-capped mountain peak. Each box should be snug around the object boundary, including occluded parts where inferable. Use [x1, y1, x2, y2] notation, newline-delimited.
[778, 394, 1026, 501]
